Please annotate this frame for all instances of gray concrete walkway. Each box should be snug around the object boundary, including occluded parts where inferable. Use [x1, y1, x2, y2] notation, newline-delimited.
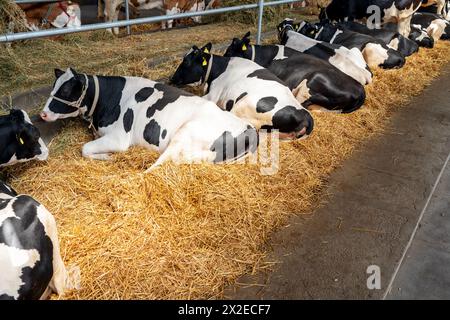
[225, 64, 450, 300]
[387, 155, 450, 299]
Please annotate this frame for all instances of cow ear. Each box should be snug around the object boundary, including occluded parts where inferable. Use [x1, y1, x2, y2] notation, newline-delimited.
[54, 68, 64, 79]
[243, 31, 251, 39]
[9, 109, 23, 122]
[201, 42, 212, 54]
[69, 67, 78, 76]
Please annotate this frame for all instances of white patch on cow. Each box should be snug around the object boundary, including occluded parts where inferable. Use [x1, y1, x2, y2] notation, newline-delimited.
[285, 30, 315, 51]
[388, 37, 400, 50]
[427, 18, 447, 40]
[50, 13, 68, 28]
[314, 26, 324, 39]
[362, 43, 389, 68]
[138, 0, 163, 10]
[329, 47, 371, 85]
[284, 30, 372, 85]
[273, 45, 288, 60]
[0, 244, 40, 299]
[66, 4, 82, 28]
[188, 0, 206, 23]
[165, 5, 180, 28]
[292, 79, 311, 103]
[412, 24, 429, 41]
[329, 30, 343, 44]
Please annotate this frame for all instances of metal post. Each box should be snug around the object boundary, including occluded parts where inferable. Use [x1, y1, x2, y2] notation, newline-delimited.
[256, 0, 265, 45]
[125, 0, 131, 35]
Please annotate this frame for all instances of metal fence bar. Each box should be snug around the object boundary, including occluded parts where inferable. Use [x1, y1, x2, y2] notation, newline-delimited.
[3, 0, 303, 43]
[15, 0, 58, 3]
[125, 0, 131, 35]
[256, 0, 265, 45]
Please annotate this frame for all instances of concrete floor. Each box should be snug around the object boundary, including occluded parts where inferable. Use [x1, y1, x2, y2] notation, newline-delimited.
[225, 64, 450, 300]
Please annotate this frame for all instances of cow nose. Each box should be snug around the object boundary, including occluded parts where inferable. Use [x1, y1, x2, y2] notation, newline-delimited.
[40, 112, 48, 120]
[272, 106, 314, 139]
[299, 109, 314, 137]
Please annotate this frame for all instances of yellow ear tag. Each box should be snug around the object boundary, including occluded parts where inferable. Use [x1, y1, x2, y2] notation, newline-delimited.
[203, 48, 209, 54]
[242, 44, 247, 51]
[19, 137, 24, 145]
[202, 58, 207, 66]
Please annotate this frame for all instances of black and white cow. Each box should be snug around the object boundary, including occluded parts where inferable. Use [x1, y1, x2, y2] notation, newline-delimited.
[0, 109, 48, 167]
[277, 19, 373, 85]
[336, 20, 419, 56]
[222, 33, 366, 114]
[319, 0, 424, 36]
[409, 23, 436, 46]
[412, 12, 450, 40]
[40, 68, 258, 169]
[171, 44, 314, 139]
[299, 21, 406, 69]
[0, 180, 66, 300]
[419, 0, 449, 19]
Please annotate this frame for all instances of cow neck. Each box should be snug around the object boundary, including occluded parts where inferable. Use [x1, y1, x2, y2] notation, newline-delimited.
[316, 24, 337, 42]
[251, 45, 279, 68]
[203, 54, 230, 90]
[79, 75, 100, 129]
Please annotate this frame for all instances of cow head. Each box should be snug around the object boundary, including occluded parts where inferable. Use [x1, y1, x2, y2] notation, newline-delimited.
[0, 109, 48, 167]
[170, 43, 213, 86]
[51, 2, 82, 29]
[277, 19, 296, 44]
[41, 68, 87, 122]
[223, 31, 252, 59]
[410, 24, 435, 48]
[296, 20, 322, 39]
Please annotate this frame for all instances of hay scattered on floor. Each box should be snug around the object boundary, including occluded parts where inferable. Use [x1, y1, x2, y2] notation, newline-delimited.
[0, 0, 27, 34]
[3, 41, 450, 299]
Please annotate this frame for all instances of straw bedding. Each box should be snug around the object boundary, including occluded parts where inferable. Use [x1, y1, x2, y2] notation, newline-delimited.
[2, 39, 450, 299]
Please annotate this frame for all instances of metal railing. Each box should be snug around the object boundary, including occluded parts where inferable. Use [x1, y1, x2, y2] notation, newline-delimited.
[1, 0, 303, 43]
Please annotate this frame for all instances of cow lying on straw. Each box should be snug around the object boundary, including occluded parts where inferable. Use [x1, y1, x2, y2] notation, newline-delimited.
[40, 68, 258, 169]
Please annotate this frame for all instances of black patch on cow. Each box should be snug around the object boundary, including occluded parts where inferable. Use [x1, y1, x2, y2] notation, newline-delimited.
[123, 108, 134, 133]
[0, 181, 17, 197]
[161, 129, 167, 139]
[225, 100, 234, 111]
[143, 119, 161, 146]
[247, 69, 286, 86]
[0, 195, 54, 300]
[0, 294, 14, 300]
[236, 92, 248, 103]
[0, 198, 11, 210]
[92, 76, 126, 129]
[135, 87, 155, 103]
[210, 127, 259, 163]
[146, 83, 194, 119]
[256, 97, 278, 113]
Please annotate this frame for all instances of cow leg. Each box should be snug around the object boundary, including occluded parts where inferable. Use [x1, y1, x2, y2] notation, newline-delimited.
[82, 135, 129, 160]
[145, 125, 216, 172]
[98, 0, 104, 19]
[398, 15, 412, 37]
[112, 4, 121, 35]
